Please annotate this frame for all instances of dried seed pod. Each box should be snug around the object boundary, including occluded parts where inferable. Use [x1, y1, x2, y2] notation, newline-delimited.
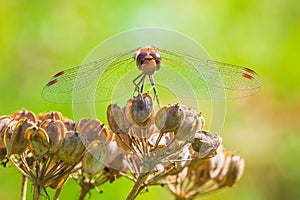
[25, 126, 49, 157]
[38, 111, 64, 121]
[191, 130, 222, 159]
[174, 106, 200, 141]
[74, 118, 89, 130]
[0, 116, 14, 148]
[155, 104, 184, 133]
[12, 109, 37, 122]
[82, 140, 106, 175]
[63, 117, 74, 131]
[222, 154, 245, 186]
[148, 132, 173, 150]
[107, 104, 131, 134]
[77, 119, 111, 143]
[131, 123, 155, 138]
[214, 152, 236, 185]
[209, 146, 226, 178]
[4, 118, 34, 154]
[126, 93, 154, 127]
[3, 126, 14, 155]
[39, 120, 66, 154]
[114, 132, 132, 152]
[56, 131, 85, 163]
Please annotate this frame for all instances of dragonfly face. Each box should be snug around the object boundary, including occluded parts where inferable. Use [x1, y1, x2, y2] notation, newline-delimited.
[134, 46, 162, 76]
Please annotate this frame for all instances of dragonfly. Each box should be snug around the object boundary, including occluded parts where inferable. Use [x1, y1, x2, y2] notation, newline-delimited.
[42, 46, 262, 105]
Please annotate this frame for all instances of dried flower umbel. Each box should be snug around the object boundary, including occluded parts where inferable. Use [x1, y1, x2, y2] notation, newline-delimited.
[105, 93, 224, 199]
[0, 93, 244, 200]
[0, 110, 119, 200]
[166, 146, 245, 199]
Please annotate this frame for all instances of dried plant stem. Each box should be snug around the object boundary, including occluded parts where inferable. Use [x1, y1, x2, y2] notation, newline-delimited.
[78, 185, 90, 200]
[21, 175, 27, 200]
[126, 172, 149, 200]
[32, 184, 41, 200]
[53, 188, 62, 200]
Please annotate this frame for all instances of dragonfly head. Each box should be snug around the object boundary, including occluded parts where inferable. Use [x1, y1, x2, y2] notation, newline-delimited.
[134, 46, 162, 75]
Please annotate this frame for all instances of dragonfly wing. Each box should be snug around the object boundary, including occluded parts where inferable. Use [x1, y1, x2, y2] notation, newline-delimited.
[42, 49, 136, 104]
[160, 49, 262, 99]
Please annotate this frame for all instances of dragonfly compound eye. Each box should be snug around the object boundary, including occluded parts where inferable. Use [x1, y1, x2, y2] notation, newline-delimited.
[136, 52, 148, 66]
[149, 52, 162, 63]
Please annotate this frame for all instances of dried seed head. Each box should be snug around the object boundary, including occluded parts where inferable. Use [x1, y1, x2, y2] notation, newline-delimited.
[155, 104, 184, 133]
[174, 106, 201, 141]
[63, 117, 74, 131]
[208, 147, 245, 187]
[113, 132, 132, 152]
[56, 131, 86, 163]
[12, 109, 37, 122]
[25, 126, 50, 157]
[130, 123, 156, 138]
[76, 119, 111, 144]
[166, 146, 245, 199]
[39, 120, 66, 154]
[38, 111, 64, 121]
[191, 130, 222, 159]
[0, 116, 14, 148]
[82, 140, 107, 175]
[209, 146, 226, 179]
[5, 118, 34, 154]
[107, 104, 131, 134]
[222, 154, 245, 186]
[3, 126, 13, 155]
[126, 93, 154, 127]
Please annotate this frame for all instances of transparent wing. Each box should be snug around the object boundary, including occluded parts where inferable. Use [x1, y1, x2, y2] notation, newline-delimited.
[159, 48, 262, 99]
[42, 47, 262, 104]
[42, 48, 137, 104]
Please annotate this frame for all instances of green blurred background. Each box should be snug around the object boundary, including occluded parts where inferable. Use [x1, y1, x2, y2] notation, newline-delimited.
[0, 0, 299, 199]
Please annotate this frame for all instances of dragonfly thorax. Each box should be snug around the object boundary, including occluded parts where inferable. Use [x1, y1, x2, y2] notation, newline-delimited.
[134, 46, 162, 75]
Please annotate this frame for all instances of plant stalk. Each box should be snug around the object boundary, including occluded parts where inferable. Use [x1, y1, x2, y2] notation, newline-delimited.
[126, 172, 149, 200]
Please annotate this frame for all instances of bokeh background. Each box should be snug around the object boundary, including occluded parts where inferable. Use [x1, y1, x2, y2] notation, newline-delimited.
[0, 0, 299, 199]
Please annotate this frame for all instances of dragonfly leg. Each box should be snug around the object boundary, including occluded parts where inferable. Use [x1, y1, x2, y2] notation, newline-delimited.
[139, 75, 146, 93]
[148, 75, 160, 106]
[132, 73, 146, 96]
